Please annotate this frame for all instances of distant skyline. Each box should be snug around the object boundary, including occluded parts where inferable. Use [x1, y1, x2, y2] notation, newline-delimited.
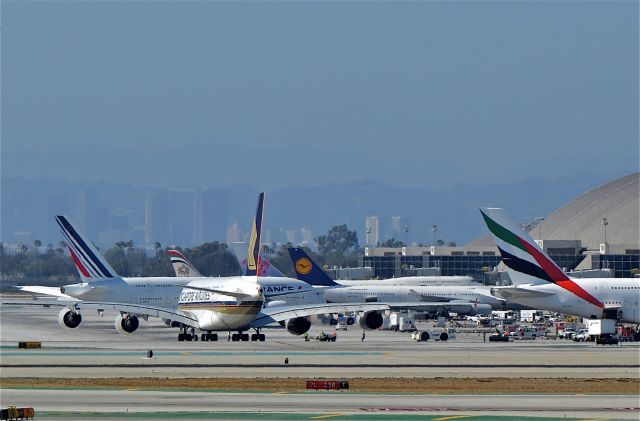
[2, 1, 638, 191]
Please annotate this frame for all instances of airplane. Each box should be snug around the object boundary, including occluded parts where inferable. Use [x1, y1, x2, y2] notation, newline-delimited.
[168, 248, 325, 308]
[335, 276, 480, 287]
[288, 247, 498, 316]
[18, 192, 273, 332]
[10, 193, 390, 341]
[480, 207, 640, 323]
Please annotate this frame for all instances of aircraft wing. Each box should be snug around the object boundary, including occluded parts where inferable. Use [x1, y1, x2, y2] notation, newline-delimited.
[251, 303, 389, 328]
[382, 301, 484, 312]
[16, 285, 75, 299]
[2, 298, 199, 327]
[179, 285, 252, 299]
[492, 286, 555, 301]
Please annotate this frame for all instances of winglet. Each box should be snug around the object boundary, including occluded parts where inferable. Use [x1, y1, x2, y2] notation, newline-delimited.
[168, 249, 203, 277]
[479, 207, 603, 308]
[55, 215, 119, 282]
[287, 247, 338, 286]
[244, 192, 265, 276]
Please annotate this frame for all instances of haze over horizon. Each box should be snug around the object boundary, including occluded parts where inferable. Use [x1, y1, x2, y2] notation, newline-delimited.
[2, 1, 637, 191]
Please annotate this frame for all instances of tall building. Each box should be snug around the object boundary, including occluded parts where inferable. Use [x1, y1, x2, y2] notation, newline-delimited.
[390, 216, 402, 240]
[201, 189, 229, 243]
[300, 227, 313, 246]
[226, 223, 242, 245]
[365, 216, 380, 246]
[168, 189, 199, 246]
[145, 191, 171, 245]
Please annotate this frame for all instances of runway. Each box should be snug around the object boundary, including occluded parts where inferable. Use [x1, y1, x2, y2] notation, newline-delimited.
[1, 388, 639, 420]
[1, 299, 639, 419]
[1, 302, 638, 378]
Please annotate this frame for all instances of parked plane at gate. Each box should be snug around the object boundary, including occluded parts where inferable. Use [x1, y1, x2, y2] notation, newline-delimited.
[480, 207, 640, 323]
[288, 248, 499, 315]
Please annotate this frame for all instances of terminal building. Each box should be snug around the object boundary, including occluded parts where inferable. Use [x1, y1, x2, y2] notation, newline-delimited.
[358, 173, 639, 283]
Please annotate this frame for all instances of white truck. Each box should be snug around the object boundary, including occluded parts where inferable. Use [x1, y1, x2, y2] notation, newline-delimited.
[412, 327, 456, 342]
[587, 319, 619, 345]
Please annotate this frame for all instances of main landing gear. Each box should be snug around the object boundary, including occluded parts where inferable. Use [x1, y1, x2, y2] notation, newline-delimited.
[230, 329, 265, 342]
[177, 327, 219, 342]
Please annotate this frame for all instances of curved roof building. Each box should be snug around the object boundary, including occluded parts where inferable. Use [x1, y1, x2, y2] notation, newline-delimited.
[469, 172, 639, 250]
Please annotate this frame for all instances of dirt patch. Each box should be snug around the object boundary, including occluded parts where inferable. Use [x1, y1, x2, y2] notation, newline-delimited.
[2, 377, 639, 394]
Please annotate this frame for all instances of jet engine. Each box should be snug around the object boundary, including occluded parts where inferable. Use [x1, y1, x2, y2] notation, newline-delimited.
[286, 317, 311, 335]
[115, 314, 139, 335]
[359, 311, 383, 330]
[58, 308, 82, 329]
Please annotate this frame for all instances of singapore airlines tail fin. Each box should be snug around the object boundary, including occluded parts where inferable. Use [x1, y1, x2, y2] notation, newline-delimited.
[287, 247, 338, 287]
[480, 208, 604, 308]
[55, 215, 120, 283]
[244, 192, 265, 276]
[168, 249, 203, 277]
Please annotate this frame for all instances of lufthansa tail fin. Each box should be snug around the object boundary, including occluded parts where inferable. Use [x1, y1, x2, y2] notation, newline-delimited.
[480, 208, 603, 308]
[168, 249, 203, 277]
[244, 192, 265, 276]
[55, 215, 120, 282]
[287, 247, 338, 287]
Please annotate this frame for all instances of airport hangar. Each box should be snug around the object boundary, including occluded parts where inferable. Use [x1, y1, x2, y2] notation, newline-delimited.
[355, 173, 639, 283]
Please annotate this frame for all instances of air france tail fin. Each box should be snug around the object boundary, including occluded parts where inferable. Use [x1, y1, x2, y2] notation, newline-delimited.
[287, 247, 338, 287]
[55, 215, 119, 282]
[479, 208, 603, 308]
[244, 192, 265, 276]
[168, 249, 203, 277]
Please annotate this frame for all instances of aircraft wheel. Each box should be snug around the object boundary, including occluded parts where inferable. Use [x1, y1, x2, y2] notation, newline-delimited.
[241, 333, 249, 341]
[232, 333, 239, 341]
[178, 333, 185, 342]
[259, 334, 266, 342]
[201, 333, 207, 341]
[210, 333, 218, 342]
[251, 334, 258, 341]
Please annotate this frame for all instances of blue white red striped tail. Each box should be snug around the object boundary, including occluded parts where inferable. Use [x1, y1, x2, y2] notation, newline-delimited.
[168, 249, 203, 277]
[55, 215, 119, 282]
[244, 192, 265, 277]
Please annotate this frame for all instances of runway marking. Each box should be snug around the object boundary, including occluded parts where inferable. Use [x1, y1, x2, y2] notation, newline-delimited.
[433, 416, 474, 421]
[309, 414, 347, 419]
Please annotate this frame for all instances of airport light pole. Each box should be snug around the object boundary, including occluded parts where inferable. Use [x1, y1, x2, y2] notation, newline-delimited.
[431, 224, 437, 246]
[602, 217, 608, 244]
[366, 227, 372, 248]
[535, 217, 545, 240]
[403, 225, 409, 247]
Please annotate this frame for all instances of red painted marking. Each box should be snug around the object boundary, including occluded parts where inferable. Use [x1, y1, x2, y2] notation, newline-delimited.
[167, 250, 183, 257]
[68, 245, 91, 277]
[519, 238, 604, 308]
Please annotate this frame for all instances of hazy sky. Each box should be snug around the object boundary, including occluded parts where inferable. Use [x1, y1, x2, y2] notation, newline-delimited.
[2, 1, 638, 190]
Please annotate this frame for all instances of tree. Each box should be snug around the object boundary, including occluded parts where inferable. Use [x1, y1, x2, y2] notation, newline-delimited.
[381, 238, 404, 248]
[315, 224, 359, 268]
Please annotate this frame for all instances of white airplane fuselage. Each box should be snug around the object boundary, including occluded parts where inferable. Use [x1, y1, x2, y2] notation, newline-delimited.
[177, 277, 264, 331]
[495, 278, 640, 323]
[335, 276, 480, 287]
[320, 285, 502, 310]
[59, 276, 324, 309]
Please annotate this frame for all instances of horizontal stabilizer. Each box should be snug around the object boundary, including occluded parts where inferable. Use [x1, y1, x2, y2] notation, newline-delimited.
[180, 284, 252, 300]
[492, 286, 555, 301]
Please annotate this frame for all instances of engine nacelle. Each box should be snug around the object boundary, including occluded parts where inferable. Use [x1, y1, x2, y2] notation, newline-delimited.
[359, 311, 383, 330]
[115, 314, 139, 335]
[286, 317, 311, 336]
[58, 308, 82, 329]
